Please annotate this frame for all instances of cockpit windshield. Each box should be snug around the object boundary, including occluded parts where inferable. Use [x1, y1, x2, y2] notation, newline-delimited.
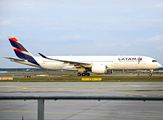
[152, 60, 157, 62]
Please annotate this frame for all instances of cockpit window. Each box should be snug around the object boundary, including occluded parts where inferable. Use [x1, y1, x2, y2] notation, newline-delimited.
[152, 60, 157, 62]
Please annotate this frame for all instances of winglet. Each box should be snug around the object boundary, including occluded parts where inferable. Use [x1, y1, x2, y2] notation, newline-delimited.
[38, 53, 47, 59]
[38, 53, 54, 61]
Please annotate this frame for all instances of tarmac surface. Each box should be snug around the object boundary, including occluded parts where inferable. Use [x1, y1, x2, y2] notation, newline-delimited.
[0, 82, 163, 120]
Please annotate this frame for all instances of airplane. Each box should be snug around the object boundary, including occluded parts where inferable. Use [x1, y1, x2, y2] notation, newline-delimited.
[5, 36, 162, 76]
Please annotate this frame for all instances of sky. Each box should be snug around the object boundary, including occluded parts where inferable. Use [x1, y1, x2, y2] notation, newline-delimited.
[0, 0, 163, 68]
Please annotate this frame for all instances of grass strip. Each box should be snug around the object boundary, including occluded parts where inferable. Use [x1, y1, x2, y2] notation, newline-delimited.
[0, 76, 163, 82]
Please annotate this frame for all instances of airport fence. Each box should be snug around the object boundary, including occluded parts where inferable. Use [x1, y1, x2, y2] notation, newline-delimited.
[0, 95, 163, 120]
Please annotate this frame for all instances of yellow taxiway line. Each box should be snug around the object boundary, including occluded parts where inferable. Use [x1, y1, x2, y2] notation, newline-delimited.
[0, 110, 163, 118]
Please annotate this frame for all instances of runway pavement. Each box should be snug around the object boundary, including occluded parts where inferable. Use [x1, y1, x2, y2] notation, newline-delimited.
[0, 82, 163, 120]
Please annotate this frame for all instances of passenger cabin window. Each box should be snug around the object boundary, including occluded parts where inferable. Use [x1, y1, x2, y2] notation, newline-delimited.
[152, 60, 157, 62]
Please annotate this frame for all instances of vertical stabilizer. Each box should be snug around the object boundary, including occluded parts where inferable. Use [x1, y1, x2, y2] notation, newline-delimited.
[8, 36, 40, 66]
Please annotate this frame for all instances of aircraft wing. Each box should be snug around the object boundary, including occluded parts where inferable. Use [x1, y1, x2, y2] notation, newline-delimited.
[38, 53, 91, 68]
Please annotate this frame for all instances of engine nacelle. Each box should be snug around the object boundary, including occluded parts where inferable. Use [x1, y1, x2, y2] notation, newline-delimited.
[91, 65, 112, 74]
[91, 65, 107, 74]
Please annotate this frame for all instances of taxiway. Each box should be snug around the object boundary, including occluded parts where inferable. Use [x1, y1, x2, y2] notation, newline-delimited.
[0, 82, 163, 120]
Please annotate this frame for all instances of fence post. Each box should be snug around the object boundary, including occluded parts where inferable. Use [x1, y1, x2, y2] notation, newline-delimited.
[38, 99, 44, 120]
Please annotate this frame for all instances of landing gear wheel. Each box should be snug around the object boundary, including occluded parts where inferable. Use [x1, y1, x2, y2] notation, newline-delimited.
[77, 72, 90, 76]
[86, 73, 90, 76]
[149, 73, 152, 76]
[77, 73, 81, 76]
[82, 73, 86, 76]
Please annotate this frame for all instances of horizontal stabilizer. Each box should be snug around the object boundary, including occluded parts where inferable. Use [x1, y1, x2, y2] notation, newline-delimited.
[4, 57, 26, 62]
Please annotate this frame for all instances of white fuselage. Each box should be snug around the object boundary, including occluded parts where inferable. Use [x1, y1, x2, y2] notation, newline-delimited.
[31, 56, 161, 71]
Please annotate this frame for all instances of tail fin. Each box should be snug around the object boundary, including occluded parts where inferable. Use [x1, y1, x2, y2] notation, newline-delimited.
[8, 36, 40, 66]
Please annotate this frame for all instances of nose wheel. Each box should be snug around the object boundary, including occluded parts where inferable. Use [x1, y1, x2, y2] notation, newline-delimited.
[149, 69, 153, 76]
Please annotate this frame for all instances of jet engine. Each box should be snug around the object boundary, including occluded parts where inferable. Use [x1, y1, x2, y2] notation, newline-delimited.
[91, 65, 105, 73]
[91, 65, 112, 74]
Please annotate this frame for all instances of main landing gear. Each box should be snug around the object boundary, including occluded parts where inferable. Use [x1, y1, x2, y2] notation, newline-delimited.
[77, 72, 90, 76]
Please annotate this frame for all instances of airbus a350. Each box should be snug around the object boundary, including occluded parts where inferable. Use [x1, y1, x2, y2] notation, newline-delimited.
[5, 36, 162, 76]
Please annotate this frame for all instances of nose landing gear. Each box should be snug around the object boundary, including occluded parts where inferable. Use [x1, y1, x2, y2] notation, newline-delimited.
[149, 70, 153, 76]
[149, 73, 152, 76]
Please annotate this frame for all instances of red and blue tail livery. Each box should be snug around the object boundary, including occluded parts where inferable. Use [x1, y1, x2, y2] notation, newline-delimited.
[8, 36, 40, 66]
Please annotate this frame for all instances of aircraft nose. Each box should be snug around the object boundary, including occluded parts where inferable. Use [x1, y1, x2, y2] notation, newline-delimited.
[157, 63, 162, 68]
